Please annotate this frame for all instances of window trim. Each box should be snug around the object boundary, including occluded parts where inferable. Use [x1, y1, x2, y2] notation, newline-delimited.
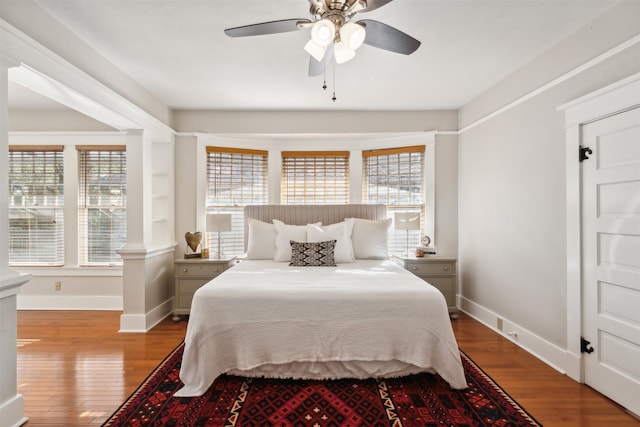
[362, 145, 426, 157]
[8, 132, 127, 272]
[8, 146, 65, 266]
[196, 132, 436, 246]
[77, 147, 127, 266]
[281, 150, 350, 205]
[362, 145, 428, 255]
[205, 145, 269, 256]
[206, 146, 268, 156]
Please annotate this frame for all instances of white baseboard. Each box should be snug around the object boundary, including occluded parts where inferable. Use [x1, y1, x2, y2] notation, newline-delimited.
[458, 296, 576, 376]
[0, 394, 27, 427]
[16, 295, 122, 311]
[16, 295, 174, 333]
[119, 298, 173, 333]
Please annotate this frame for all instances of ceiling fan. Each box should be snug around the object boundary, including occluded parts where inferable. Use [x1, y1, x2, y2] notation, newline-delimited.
[224, 0, 421, 77]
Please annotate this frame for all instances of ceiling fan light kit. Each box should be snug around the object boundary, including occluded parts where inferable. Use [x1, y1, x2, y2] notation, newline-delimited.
[340, 22, 366, 50]
[306, 18, 365, 64]
[304, 38, 327, 62]
[311, 19, 336, 46]
[334, 40, 356, 64]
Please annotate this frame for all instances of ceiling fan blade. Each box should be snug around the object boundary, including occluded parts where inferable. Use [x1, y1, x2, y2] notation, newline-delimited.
[358, 19, 420, 55]
[225, 19, 311, 37]
[359, 0, 395, 13]
[308, 57, 323, 77]
[308, 44, 334, 77]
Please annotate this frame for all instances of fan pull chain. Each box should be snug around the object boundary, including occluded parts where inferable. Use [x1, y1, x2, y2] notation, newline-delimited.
[332, 62, 337, 102]
[322, 67, 327, 91]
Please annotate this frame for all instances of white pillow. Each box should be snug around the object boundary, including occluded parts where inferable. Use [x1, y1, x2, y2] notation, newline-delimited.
[348, 217, 392, 259]
[273, 219, 320, 262]
[307, 220, 355, 263]
[246, 219, 277, 259]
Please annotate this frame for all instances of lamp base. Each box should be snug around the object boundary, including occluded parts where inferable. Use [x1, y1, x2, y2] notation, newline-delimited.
[406, 230, 410, 257]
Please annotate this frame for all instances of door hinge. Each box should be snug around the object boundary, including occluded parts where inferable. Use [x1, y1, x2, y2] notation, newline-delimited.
[579, 146, 593, 162]
[581, 337, 594, 354]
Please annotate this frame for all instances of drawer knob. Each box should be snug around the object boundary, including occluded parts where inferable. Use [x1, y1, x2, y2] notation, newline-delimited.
[214, 268, 219, 273]
[411, 267, 417, 271]
[183, 268, 188, 273]
[443, 266, 449, 271]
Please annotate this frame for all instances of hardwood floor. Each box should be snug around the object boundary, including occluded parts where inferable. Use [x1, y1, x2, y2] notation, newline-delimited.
[16, 310, 639, 426]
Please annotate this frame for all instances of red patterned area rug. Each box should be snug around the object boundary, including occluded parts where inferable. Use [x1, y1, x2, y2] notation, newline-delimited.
[102, 342, 541, 427]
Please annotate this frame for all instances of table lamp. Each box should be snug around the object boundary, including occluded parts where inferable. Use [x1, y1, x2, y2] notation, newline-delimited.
[206, 213, 232, 259]
[394, 212, 421, 256]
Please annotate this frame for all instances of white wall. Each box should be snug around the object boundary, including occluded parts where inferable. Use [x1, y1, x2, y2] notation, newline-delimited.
[173, 110, 458, 134]
[434, 134, 459, 258]
[457, 1, 640, 368]
[9, 110, 115, 132]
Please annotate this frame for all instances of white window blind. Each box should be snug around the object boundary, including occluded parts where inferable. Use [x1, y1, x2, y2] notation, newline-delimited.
[78, 147, 127, 266]
[281, 151, 350, 204]
[206, 147, 268, 256]
[363, 146, 425, 255]
[8, 146, 65, 266]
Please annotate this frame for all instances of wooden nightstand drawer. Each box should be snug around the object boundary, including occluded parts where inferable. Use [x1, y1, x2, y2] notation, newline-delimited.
[176, 278, 207, 310]
[173, 257, 236, 320]
[421, 276, 456, 307]
[176, 291, 196, 310]
[405, 261, 455, 275]
[395, 256, 458, 319]
[177, 277, 210, 294]
[177, 263, 225, 277]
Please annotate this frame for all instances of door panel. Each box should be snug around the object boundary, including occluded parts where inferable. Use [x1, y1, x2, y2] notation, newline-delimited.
[596, 124, 640, 169]
[599, 281, 640, 324]
[599, 181, 640, 216]
[582, 106, 640, 416]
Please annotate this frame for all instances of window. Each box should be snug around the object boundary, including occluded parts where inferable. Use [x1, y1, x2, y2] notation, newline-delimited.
[8, 146, 65, 266]
[281, 151, 349, 204]
[363, 146, 425, 255]
[78, 147, 127, 265]
[206, 147, 268, 257]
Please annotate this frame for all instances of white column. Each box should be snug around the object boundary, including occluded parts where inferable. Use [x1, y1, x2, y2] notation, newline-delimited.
[0, 57, 30, 427]
[116, 130, 152, 331]
[122, 130, 153, 248]
[195, 135, 208, 231]
[117, 130, 175, 332]
[268, 149, 281, 204]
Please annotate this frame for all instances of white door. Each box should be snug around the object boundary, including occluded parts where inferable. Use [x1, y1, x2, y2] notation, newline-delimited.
[581, 106, 640, 416]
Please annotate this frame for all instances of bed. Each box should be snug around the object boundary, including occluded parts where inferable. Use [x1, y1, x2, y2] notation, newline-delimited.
[175, 205, 467, 397]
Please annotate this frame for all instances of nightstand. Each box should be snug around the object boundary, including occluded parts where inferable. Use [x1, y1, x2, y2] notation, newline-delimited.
[173, 257, 236, 321]
[394, 256, 458, 319]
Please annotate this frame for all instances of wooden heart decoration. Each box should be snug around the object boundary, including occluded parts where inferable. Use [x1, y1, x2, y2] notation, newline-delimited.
[184, 231, 203, 252]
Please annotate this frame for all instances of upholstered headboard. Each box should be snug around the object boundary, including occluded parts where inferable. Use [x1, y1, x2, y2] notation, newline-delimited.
[243, 204, 387, 251]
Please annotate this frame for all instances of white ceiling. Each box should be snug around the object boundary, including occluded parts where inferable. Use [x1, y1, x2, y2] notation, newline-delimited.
[9, 0, 620, 112]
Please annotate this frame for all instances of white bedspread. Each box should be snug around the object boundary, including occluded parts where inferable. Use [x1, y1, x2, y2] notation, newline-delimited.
[175, 259, 467, 397]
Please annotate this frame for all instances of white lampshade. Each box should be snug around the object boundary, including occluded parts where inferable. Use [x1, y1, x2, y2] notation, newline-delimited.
[304, 39, 326, 62]
[394, 212, 421, 231]
[311, 19, 336, 47]
[340, 22, 366, 50]
[334, 40, 356, 64]
[207, 213, 232, 232]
